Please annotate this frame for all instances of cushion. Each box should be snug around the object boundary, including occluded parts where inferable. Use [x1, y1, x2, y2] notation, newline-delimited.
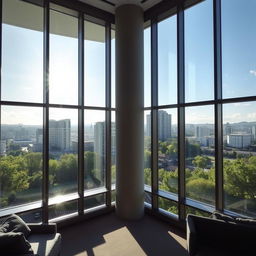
[211, 211, 235, 222]
[0, 231, 33, 255]
[2, 214, 31, 238]
[212, 211, 256, 226]
[0, 222, 9, 232]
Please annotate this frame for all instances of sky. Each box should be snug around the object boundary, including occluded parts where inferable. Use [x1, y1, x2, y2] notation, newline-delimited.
[1, 0, 256, 126]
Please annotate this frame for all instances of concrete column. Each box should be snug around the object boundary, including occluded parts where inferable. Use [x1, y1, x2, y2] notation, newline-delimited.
[115, 4, 144, 220]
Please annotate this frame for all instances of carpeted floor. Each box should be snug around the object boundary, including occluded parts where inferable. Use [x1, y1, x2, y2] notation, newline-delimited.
[60, 212, 188, 256]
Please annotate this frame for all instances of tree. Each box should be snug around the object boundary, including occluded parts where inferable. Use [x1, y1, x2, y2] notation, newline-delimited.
[192, 155, 211, 169]
[224, 156, 256, 200]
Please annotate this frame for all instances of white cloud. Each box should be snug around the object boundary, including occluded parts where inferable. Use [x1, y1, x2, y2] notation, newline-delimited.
[249, 70, 256, 76]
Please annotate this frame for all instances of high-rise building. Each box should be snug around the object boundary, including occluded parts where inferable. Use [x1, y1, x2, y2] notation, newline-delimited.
[195, 126, 211, 138]
[146, 110, 172, 141]
[94, 122, 105, 176]
[0, 140, 6, 156]
[158, 110, 172, 141]
[225, 122, 232, 136]
[252, 125, 256, 140]
[49, 119, 71, 151]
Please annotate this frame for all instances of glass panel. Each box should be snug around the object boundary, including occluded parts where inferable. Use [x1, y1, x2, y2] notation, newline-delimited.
[49, 200, 77, 220]
[223, 102, 256, 217]
[222, 0, 256, 99]
[49, 10, 78, 105]
[84, 110, 105, 189]
[111, 111, 116, 185]
[19, 209, 42, 223]
[158, 16, 177, 105]
[159, 198, 178, 215]
[144, 27, 151, 107]
[85, 21, 105, 107]
[0, 106, 43, 208]
[111, 191, 116, 203]
[185, 0, 214, 102]
[185, 106, 215, 206]
[186, 206, 211, 217]
[158, 109, 178, 194]
[49, 108, 78, 198]
[144, 111, 151, 187]
[145, 192, 152, 206]
[84, 194, 105, 209]
[111, 30, 116, 108]
[2, 0, 43, 103]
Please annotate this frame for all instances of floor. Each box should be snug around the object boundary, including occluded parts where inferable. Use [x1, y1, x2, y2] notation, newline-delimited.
[60, 212, 188, 256]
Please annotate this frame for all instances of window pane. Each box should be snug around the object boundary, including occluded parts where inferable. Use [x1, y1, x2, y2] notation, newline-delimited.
[85, 21, 105, 107]
[144, 111, 151, 187]
[185, 105, 215, 206]
[185, 0, 214, 102]
[158, 16, 177, 105]
[159, 198, 178, 215]
[186, 206, 211, 217]
[84, 110, 105, 189]
[222, 0, 256, 99]
[158, 109, 178, 194]
[18, 209, 42, 223]
[49, 10, 78, 105]
[49, 200, 77, 220]
[111, 111, 116, 185]
[49, 108, 78, 198]
[2, 0, 43, 103]
[144, 27, 151, 107]
[84, 194, 105, 210]
[111, 30, 116, 108]
[223, 102, 256, 217]
[0, 106, 43, 208]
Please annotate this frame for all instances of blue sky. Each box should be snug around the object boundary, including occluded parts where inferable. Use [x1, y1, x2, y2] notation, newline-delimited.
[1, 0, 256, 126]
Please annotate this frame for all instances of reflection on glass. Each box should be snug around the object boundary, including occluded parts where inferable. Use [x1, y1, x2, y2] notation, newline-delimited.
[19, 209, 42, 223]
[158, 16, 177, 105]
[2, 0, 43, 102]
[111, 30, 116, 108]
[185, 106, 215, 206]
[223, 102, 256, 217]
[49, 10, 78, 105]
[84, 110, 106, 189]
[84, 194, 105, 209]
[158, 109, 178, 194]
[85, 21, 105, 107]
[185, 0, 214, 102]
[49, 108, 78, 197]
[49, 200, 77, 220]
[144, 27, 151, 107]
[0, 106, 43, 208]
[159, 198, 178, 215]
[144, 111, 151, 187]
[222, 0, 256, 99]
[111, 111, 116, 185]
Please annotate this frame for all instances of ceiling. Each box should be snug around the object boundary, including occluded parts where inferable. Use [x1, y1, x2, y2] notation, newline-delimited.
[78, 0, 163, 14]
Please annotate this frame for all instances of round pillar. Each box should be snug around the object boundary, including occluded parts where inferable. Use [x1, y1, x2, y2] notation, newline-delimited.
[115, 4, 144, 220]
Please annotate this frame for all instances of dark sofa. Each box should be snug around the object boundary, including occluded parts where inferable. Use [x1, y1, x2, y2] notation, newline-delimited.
[187, 214, 255, 256]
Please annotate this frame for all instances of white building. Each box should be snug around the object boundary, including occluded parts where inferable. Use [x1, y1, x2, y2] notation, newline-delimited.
[227, 134, 252, 148]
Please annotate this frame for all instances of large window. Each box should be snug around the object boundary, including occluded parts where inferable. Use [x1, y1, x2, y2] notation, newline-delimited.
[145, 0, 256, 220]
[0, 0, 114, 222]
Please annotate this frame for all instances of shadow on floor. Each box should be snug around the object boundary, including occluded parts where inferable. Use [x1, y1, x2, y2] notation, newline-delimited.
[60, 212, 188, 256]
